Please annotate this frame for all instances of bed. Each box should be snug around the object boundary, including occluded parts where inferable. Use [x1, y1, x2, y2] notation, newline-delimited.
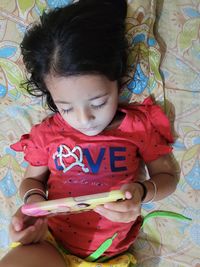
[0, 0, 199, 266]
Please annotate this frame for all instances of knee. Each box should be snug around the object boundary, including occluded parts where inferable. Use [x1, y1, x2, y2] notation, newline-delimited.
[0, 251, 19, 267]
[0, 257, 12, 267]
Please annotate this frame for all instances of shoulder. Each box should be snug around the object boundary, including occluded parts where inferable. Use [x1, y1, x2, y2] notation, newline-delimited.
[119, 97, 173, 143]
[31, 113, 61, 133]
[120, 96, 166, 123]
[30, 113, 77, 144]
[119, 97, 155, 128]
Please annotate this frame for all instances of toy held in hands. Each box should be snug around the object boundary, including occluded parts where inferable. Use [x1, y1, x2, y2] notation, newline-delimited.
[21, 190, 126, 217]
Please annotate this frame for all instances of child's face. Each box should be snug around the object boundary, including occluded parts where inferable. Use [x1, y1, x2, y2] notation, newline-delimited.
[45, 74, 119, 136]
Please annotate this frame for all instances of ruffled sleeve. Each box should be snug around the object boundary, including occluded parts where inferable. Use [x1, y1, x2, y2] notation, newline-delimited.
[10, 123, 48, 166]
[133, 97, 174, 162]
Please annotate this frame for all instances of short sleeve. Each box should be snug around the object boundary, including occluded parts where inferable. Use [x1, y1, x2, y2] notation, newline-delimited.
[10, 123, 48, 166]
[136, 97, 174, 162]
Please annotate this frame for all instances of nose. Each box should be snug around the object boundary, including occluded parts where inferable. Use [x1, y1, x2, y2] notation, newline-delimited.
[76, 108, 95, 125]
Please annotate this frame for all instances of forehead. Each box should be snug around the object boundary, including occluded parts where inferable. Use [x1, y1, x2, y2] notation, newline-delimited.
[44, 74, 118, 101]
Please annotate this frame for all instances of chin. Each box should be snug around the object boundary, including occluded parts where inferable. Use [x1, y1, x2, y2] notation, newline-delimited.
[80, 126, 105, 136]
[81, 130, 101, 136]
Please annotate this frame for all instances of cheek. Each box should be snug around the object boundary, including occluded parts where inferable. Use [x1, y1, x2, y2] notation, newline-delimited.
[61, 113, 76, 126]
[101, 102, 118, 122]
[108, 96, 118, 114]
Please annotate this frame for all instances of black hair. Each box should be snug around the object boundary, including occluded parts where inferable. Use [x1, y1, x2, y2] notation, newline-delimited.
[21, 0, 128, 112]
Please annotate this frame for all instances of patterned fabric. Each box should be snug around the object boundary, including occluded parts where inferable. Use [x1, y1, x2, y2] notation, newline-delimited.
[0, 0, 199, 266]
[129, 1, 200, 266]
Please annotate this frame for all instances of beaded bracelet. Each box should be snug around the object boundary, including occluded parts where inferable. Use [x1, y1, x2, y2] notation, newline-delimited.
[23, 188, 47, 204]
[142, 180, 157, 204]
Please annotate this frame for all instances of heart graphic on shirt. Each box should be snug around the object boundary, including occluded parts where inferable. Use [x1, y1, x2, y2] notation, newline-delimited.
[53, 145, 89, 173]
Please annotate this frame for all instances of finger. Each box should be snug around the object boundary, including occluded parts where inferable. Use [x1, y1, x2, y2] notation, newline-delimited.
[125, 191, 132, 199]
[22, 222, 47, 245]
[26, 218, 42, 243]
[32, 219, 47, 243]
[121, 184, 143, 202]
[11, 215, 24, 232]
[10, 224, 36, 243]
[36, 220, 48, 243]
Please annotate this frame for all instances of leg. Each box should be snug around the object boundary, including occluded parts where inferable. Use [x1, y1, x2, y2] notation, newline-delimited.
[0, 241, 67, 267]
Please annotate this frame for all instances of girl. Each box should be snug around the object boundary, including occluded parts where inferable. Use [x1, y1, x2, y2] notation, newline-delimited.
[0, 1, 177, 266]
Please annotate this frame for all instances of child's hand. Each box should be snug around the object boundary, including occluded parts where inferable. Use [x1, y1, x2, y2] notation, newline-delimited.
[9, 197, 48, 245]
[94, 183, 143, 223]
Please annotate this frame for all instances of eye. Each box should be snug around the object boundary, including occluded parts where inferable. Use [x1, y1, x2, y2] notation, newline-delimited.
[91, 101, 107, 110]
[60, 108, 73, 114]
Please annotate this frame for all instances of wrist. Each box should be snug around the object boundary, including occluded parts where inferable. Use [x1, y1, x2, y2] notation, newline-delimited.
[142, 179, 157, 203]
[23, 188, 47, 204]
[134, 181, 147, 201]
[26, 194, 47, 204]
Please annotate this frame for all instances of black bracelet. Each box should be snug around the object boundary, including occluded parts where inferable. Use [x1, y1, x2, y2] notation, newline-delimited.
[134, 181, 147, 201]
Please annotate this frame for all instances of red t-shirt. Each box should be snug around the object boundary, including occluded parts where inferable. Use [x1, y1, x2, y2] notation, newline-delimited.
[11, 97, 173, 258]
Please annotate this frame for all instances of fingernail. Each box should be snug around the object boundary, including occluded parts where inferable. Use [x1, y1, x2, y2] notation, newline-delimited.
[125, 191, 132, 199]
[15, 224, 21, 231]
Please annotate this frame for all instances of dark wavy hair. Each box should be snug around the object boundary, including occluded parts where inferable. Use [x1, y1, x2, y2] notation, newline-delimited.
[21, 0, 128, 112]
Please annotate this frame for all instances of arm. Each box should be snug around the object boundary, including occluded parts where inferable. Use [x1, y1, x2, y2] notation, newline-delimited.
[19, 164, 49, 203]
[94, 154, 178, 223]
[142, 154, 178, 203]
[10, 165, 49, 245]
